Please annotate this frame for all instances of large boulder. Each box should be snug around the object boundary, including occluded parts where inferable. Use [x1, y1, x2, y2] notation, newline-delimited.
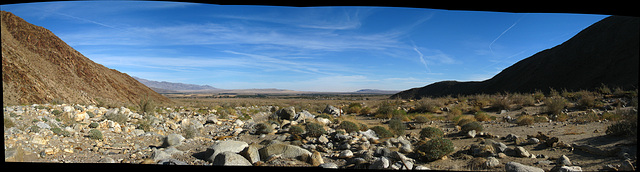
[212, 151, 252, 166]
[276, 106, 296, 120]
[505, 162, 545, 172]
[258, 143, 311, 162]
[205, 140, 249, 162]
[323, 105, 342, 116]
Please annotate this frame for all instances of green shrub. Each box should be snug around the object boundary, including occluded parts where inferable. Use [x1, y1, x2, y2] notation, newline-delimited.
[360, 107, 373, 115]
[456, 117, 476, 127]
[414, 115, 430, 124]
[88, 129, 103, 140]
[89, 122, 99, 128]
[305, 122, 326, 137]
[255, 122, 274, 135]
[474, 111, 491, 122]
[388, 118, 405, 135]
[137, 96, 155, 114]
[461, 121, 483, 132]
[545, 97, 567, 115]
[51, 110, 63, 116]
[339, 121, 360, 133]
[104, 112, 128, 124]
[516, 115, 535, 126]
[419, 127, 444, 139]
[370, 126, 393, 139]
[358, 123, 369, 131]
[415, 138, 455, 162]
[375, 101, 395, 118]
[414, 99, 443, 113]
[51, 127, 71, 137]
[346, 103, 362, 114]
[289, 125, 304, 135]
[4, 117, 15, 128]
[29, 125, 40, 133]
[606, 120, 637, 137]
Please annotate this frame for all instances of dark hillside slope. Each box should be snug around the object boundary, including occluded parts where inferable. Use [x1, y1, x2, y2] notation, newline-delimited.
[392, 16, 639, 99]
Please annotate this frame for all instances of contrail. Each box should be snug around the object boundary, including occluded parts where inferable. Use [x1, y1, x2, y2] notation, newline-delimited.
[489, 15, 526, 56]
[411, 40, 431, 73]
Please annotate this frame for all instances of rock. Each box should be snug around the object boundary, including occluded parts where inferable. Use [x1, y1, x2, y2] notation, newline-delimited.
[151, 149, 173, 161]
[74, 111, 89, 122]
[492, 141, 508, 153]
[619, 160, 635, 171]
[276, 106, 296, 120]
[35, 121, 51, 129]
[97, 157, 116, 163]
[359, 129, 379, 140]
[158, 159, 189, 165]
[369, 157, 390, 169]
[470, 144, 496, 157]
[317, 135, 330, 144]
[467, 130, 477, 138]
[258, 143, 311, 162]
[4, 146, 24, 162]
[527, 138, 540, 144]
[505, 161, 544, 172]
[316, 117, 332, 125]
[319, 163, 338, 169]
[497, 152, 508, 159]
[296, 110, 315, 122]
[213, 151, 252, 166]
[515, 146, 531, 158]
[515, 137, 528, 145]
[557, 155, 572, 166]
[506, 134, 519, 142]
[205, 140, 249, 162]
[414, 165, 431, 170]
[240, 144, 260, 164]
[323, 105, 342, 117]
[485, 157, 500, 168]
[338, 150, 354, 159]
[535, 160, 553, 165]
[310, 151, 324, 166]
[162, 133, 185, 148]
[550, 166, 583, 172]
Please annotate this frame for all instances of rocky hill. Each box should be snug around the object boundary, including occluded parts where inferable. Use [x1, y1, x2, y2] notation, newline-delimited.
[1, 11, 171, 105]
[392, 16, 639, 99]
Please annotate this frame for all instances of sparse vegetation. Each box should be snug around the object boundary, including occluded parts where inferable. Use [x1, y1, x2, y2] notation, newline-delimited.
[255, 122, 274, 135]
[304, 122, 326, 137]
[516, 115, 535, 126]
[419, 127, 444, 139]
[338, 121, 360, 133]
[388, 118, 405, 135]
[461, 121, 483, 132]
[545, 96, 568, 115]
[370, 126, 393, 139]
[415, 137, 455, 162]
[289, 125, 304, 135]
[87, 129, 103, 140]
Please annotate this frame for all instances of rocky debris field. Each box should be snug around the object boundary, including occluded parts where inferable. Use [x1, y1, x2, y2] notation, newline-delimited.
[3, 101, 637, 171]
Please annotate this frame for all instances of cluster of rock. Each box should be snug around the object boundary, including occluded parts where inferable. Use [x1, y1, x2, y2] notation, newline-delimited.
[3, 103, 636, 171]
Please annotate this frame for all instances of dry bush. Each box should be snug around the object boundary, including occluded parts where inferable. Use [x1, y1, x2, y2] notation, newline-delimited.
[575, 90, 598, 110]
[516, 115, 535, 126]
[413, 98, 444, 113]
[474, 111, 492, 122]
[491, 96, 512, 111]
[545, 96, 567, 115]
[511, 93, 536, 107]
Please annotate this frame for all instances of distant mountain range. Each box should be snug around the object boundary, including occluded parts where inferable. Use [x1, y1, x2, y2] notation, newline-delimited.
[132, 77, 399, 95]
[392, 16, 639, 99]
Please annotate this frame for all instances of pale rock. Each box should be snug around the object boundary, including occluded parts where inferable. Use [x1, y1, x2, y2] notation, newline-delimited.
[515, 146, 531, 158]
[162, 133, 185, 148]
[338, 150, 354, 158]
[369, 157, 390, 169]
[467, 130, 477, 138]
[310, 151, 324, 166]
[485, 157, 500, 168]
[206, 140, 249, 162]
[557, 154, 572, 166]
[505, 161, 544, 172]
[319, 163, 338, 169]
[240, 144, 260, 164]
[213, 151, 252, 166]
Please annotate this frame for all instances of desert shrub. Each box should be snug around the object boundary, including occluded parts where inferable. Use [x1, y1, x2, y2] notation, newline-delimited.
[415, 138, 455, 162]
[51, 127, 71, 137]
[360, 107, 373, 115]
[182, 125, 199, 139]
[51, 110, 63, 116]
[491, 97, 512, 111]
[576, 91, 597, 109]
[289, 125, 304, 135]
[511, 93, 536, 107]
[391, 109, 410, 121]
[104, 112, 128, 124]
[455, 115, 476, 126]
[305, 122, 326, 137]
[597, 83, 612, 95]
[533, 90, 545, 102]
[576, 112, 601, 123]
[533, 115, 549, 123]
[316, 114, 332, 120]
[339, 121, 360, 133]
[29, 125, 40, 133]
[419, 127, 444, 139]
[346, 103, 362, 114]
[414, 98, 443, 113]
[414, 115, 430, 124]
[4, 117, 15, 128]
[376, 101, 395, 117]
[370, 126, 393, 139]
[89, 122, 99, 128]
[358, 122, 369, 131]
[474, 111, 491, 122]
[137, 96, 155, 114]
[554, 113, 569, 122]
[88, 129, 103, 140]
[516, 115, 535, 126]
[606, 121, 637, 137]
[545, 97, 567, 115]
[255, 122, 274, 135]
[461, 121, 483, 132]
[388, 118, 406, 135]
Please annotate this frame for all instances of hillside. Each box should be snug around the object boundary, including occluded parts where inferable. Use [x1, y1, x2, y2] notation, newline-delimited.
[132, 76, 220, 92]
[1, 11, 171, 105]
[392, 15, 639, 99]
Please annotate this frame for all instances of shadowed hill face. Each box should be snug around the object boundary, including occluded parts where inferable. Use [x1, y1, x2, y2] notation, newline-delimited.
[392, 16, 639, 99]
[2, 11, 171, 105]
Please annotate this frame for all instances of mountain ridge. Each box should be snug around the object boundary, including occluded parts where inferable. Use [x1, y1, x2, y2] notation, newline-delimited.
[2, 11, 171, 105]
[391, 15, 639, 99]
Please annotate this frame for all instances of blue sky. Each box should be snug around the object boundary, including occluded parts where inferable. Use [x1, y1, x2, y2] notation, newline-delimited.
[1, 1, 609, 92]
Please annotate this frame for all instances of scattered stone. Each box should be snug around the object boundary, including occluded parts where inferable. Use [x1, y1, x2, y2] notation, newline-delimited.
[213, 151, 252, 166]
[258, 143, 311, 162]
[515, 146, 531, 158]
[369, 157, 390, 169]
[338, 150, 354, 159]
[557, 155, 572, 166]
[485, 157, 500, 168]
[158, 159, 188, 165]
[323, 105, 342, 117]
[205, 140, 249, 162]
[240, 144, 260, 164]
[319, 163, 338, 169]
[161, 133, 185, 148]
[310, 151, 324, 166]
[550, 166, 583, 172]
[467, 130, 477, 138]
[97, 157, 116, 163]
[505, 161, 544, 172]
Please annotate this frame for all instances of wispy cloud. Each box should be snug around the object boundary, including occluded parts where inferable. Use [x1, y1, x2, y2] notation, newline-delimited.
[489, 14, 527, 56]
